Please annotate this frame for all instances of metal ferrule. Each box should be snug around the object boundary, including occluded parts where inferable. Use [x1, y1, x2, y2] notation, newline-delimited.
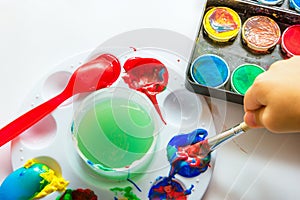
[207, 122, 249, 151]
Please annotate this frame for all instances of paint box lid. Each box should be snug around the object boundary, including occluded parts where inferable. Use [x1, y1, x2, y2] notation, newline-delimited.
[242, 16, 281, 53]
[203, 7, 241, 42]
[231, 64, 265, 95]
[190, 54, 230, 88]
[281, 24, 300, 57]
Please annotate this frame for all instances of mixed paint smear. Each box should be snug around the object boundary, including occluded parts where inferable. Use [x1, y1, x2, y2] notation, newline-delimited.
[148, 177, 194, 200]
[0, 159, 69, 199]
[209, 7, 238, 33]
[167, 129, 211, 178]
[122, 57, 169, 124]
[148, 129, 211, 199]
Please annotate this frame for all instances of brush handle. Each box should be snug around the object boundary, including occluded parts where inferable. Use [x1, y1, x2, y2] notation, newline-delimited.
[207, 122, 250, 151]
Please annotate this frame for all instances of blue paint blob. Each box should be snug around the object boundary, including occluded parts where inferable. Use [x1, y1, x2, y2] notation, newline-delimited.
[148, 176, 193, 200]
[167, 129, 211, 178]
[0, 163, 49, 200]
[290, 0, 300, 12]
[190, 54, 229, 88]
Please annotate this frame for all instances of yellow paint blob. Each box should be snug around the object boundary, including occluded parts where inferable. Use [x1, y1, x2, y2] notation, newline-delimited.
[24, 159, 69, 199]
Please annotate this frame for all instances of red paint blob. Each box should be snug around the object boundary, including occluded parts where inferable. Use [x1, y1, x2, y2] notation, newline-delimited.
[122, 57, 169, 124]
[282, 25, 300, 57]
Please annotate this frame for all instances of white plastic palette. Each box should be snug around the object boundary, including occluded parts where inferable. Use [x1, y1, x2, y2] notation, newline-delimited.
[11, 48, 216, 199]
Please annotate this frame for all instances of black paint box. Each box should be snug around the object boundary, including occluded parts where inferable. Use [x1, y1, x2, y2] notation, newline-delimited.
[185, 0, 300, 104]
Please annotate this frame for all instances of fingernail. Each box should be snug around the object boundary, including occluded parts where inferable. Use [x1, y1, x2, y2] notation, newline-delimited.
[244, 111, 257, 127]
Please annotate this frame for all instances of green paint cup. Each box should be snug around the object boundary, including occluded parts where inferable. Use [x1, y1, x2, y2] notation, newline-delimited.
[71, 87, 162, 180]
[231, 64, 265, 95]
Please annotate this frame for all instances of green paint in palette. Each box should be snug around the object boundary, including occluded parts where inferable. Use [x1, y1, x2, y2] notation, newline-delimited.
[231, 64, 265, 95]
[72, 87, 159, 180]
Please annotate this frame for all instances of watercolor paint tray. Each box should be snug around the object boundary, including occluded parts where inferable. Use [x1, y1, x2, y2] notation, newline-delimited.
[185, 0, 300, 104]
[10, 48, 217, 199]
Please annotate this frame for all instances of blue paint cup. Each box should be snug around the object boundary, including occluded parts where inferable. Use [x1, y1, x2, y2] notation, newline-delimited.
[190, 54, 230, 88]
[256, 0, 284, 6]
[290, 0, 300, 13]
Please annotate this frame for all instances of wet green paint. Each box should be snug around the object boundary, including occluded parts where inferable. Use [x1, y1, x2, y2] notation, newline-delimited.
[231, 64, 265, 95]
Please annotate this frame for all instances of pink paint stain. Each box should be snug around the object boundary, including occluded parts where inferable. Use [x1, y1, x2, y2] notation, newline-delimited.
[122, 57, 168, 124]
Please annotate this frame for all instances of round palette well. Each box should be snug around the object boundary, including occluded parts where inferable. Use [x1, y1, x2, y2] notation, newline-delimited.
[10, 48, 216, 199]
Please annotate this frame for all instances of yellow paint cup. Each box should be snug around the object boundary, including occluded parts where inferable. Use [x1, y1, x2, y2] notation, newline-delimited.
[203, 7, 241, 43]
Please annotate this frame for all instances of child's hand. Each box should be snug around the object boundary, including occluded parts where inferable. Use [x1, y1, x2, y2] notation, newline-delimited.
[243, 56, 300, 133]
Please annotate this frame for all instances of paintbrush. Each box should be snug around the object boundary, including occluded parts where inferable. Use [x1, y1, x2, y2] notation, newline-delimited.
[207, 122, 250, 152]
[194, 122, 250, 157]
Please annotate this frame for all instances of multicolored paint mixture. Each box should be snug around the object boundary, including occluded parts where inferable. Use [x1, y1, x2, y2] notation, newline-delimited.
[203, 7, 241, 42]
[148, 177, 194, 200]
[0, 159, 68, 199]
[167, 129, 211, 178]
[56, 188, 97, 200]
[111, 186, 140, 200]
[122, 57, 169, 124]
[281, 25, 300, 57]
[242, 16, 281, 53]
[148, 129, 211, 199]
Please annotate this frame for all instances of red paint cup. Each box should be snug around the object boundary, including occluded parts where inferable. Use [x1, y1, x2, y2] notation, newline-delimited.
[281, 24, 300, 58]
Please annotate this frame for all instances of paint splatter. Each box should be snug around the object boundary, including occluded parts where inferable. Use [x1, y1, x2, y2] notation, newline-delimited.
[122, 57, 169, 124]
[56, 188, 97, 200]
[148, 176, 194, 200]
[110, 186, 140, 200]
[167, 129, 211, 178]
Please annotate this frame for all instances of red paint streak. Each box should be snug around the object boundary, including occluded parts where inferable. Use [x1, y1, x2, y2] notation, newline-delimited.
[282, 25, 300, 56]
[122, 57, 168, 124]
